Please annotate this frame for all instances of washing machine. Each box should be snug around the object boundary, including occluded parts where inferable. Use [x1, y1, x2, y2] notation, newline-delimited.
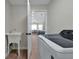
[38, 34, 73, 59]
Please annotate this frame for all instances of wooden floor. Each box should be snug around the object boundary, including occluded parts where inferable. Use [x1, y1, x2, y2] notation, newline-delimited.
[6, 34, 39, 59]
[6, 49, 27, 59]
[31, 34, 40, 59]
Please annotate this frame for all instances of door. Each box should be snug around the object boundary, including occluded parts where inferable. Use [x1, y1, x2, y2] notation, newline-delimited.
[27, 0, 32, 59]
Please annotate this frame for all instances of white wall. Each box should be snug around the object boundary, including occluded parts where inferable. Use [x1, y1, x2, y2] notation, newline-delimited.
[11, 5, 27, 33]
[5, 0, 13, 33]
[47, 0, 73, 34]
[5, 1, 27, 33]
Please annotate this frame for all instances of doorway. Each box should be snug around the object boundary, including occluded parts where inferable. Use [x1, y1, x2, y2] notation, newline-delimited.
[31, 10, 47, 34]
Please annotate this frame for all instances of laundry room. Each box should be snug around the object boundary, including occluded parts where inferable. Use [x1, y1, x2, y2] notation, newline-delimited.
[5, 0, 73, 59]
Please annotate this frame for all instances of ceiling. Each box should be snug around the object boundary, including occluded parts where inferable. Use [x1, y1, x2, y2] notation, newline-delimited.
[30, 0, 50, 5]
[8, 0, 27, 5]
[8, 0, 50, 5]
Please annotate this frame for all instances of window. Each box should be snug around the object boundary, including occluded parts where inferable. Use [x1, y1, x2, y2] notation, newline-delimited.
[32, 11, 47, 31]
[32, 24, 43, 30]
[38, 24, 43, 30]
[32, 24, 37, 30]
